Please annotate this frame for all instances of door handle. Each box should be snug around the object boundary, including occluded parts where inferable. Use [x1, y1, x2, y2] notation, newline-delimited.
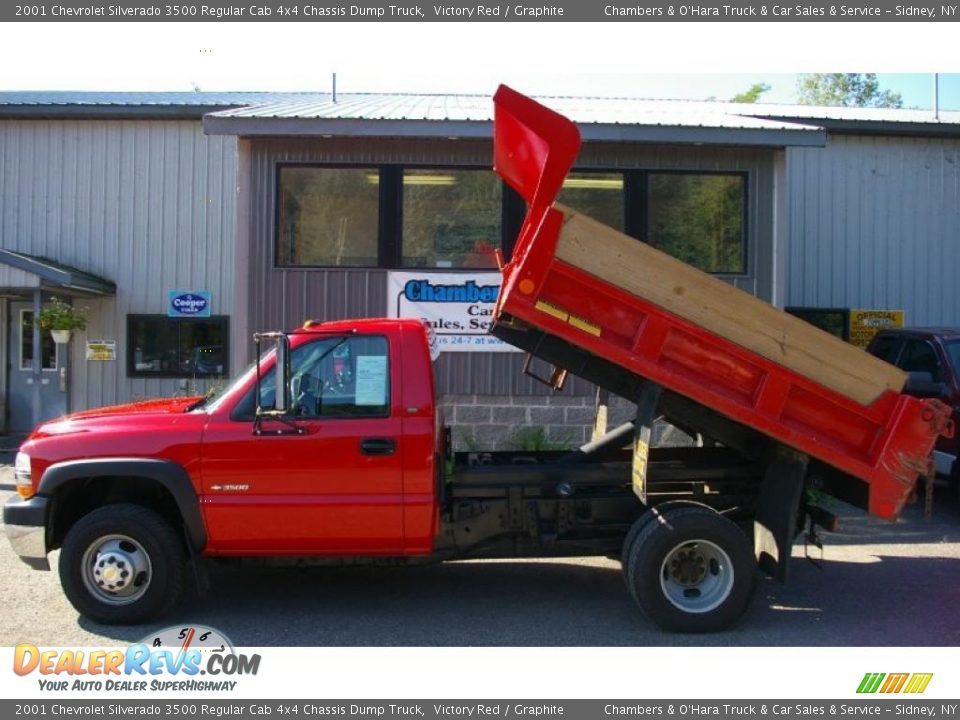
[360, 438, 396, 456]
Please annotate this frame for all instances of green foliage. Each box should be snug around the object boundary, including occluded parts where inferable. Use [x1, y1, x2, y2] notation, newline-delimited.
[509, 426, 571, 451]
[648, 175, 745, 273]
[730, 82, 771, 104]
[457, 429, 481, 452]
[796, 73, 903, 108]
[37, 297, 88, 331]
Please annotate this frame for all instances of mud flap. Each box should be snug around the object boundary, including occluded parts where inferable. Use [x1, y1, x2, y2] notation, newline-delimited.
[753, 449, 808, 582]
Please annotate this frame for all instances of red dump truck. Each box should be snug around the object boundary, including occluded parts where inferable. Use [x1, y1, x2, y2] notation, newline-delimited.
[3, 88, 951, 633]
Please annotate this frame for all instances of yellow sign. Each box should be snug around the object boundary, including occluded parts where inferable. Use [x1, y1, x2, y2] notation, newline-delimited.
[849, 310, 904, 348]
[631, 437, 649, 503]
[85, 340, 116, 362]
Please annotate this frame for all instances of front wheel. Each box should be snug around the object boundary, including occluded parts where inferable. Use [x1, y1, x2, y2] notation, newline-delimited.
[624, 507, 755, 633]
[59, 504, 185, 624]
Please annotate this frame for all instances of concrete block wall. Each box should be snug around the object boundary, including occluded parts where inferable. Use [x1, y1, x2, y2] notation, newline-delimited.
[440, 394, 695, 451]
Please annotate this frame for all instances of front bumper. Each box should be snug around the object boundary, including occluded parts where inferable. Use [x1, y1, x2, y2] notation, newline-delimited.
[3, 495, 50, 570]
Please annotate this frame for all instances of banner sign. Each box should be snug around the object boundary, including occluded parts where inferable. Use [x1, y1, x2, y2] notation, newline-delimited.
[386, 271, 518, 352]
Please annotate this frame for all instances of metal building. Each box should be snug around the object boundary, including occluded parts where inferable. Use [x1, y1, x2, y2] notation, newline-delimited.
[1, 91, 958, 443]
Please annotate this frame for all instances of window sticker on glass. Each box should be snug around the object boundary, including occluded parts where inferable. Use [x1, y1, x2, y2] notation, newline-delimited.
[354, 356, 388, 406]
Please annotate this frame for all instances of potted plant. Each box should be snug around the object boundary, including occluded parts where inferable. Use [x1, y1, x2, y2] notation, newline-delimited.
[37, 297, 87, 343]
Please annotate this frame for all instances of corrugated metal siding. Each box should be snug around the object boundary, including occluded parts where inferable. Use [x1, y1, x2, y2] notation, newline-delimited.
[0, 119, 237, 410]
[248, 138, 775, 396]
[786, 135, 960, 325]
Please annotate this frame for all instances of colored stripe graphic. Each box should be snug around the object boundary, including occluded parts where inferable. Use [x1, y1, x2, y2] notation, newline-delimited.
[857, 673, 885, 694]
[857, 673, 932, 694]
[880, 673, 909, 693]
[904, 674, 933, 694]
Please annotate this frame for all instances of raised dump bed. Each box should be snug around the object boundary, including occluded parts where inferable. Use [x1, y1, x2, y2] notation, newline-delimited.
[490, 85, 951, 521]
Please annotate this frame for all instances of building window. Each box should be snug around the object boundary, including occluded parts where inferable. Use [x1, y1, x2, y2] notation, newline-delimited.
[785, 307, 851, 341]
[274, 165, 747, 275]
[402, 169, 502, 269]
[128, 315, 229, 378]
[20, 310, 57, 371]
[647, 173, 747, 274]
[557, 172, 625, 231]
[277, 166, 379, 267]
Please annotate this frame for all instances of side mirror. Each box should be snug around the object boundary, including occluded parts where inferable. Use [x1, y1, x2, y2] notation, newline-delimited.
[253, 331, 292, 416]
[904, 371, 948, 399]
[274, 334, 290, 414]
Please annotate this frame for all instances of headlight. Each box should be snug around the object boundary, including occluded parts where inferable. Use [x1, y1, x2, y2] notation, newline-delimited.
[14, 452, 34, 499]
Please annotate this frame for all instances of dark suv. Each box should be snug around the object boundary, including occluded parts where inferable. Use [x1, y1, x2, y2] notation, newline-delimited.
[867, 328, 960, 495]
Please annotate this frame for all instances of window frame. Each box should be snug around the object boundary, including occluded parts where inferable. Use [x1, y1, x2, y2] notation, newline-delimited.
[19, 309, 60, 372]
[273, 163, 750, 277]
[398, 164, 506, 271]
[230, 334, 392, 421]
[274, 162, 385, 269]
[641, 169, 750, 277]
[126, 314, 230, 379]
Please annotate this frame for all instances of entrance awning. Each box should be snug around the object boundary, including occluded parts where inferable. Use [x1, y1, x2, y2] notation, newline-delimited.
[0, 250, 116, 297]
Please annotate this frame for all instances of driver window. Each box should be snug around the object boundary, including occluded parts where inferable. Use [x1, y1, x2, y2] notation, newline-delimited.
[290, 335, 390, 418]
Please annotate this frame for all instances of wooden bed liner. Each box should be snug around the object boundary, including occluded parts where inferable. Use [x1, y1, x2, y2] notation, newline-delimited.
[553, 205, 906, 408]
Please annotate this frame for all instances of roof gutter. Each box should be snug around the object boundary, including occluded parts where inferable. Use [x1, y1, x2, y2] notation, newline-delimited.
[202, 116, 826, 148]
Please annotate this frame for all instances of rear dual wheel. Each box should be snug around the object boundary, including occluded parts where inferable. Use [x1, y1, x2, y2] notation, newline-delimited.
[622, 506, 755, 633]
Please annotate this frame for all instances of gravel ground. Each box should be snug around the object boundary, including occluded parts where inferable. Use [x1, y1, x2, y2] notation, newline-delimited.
[1, 461, 959, 647]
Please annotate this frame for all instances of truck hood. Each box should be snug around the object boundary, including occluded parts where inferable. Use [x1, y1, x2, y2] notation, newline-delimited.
[27, 396, 205, 441]
[22, 397, 211, 477]
[61, 396, 204, 421]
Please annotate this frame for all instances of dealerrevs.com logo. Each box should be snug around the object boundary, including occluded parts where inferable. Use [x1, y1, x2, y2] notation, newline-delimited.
[13, 625, 260, 692]
[857, 672, 933, 694]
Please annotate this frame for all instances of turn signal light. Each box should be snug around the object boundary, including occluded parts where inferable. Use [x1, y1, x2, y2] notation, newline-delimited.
[14, 452, 34, 499]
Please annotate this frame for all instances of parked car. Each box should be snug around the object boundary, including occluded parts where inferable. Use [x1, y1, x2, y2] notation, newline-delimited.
[866, 328, 960, 497]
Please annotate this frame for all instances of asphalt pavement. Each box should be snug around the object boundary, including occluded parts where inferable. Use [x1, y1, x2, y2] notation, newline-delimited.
[1, 458, 959, 647]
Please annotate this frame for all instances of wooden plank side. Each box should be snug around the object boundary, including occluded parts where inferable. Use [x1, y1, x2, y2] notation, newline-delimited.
[554, 206, 906, 407]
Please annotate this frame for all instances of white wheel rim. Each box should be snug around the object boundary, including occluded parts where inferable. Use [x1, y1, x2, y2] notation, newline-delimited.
[80, 534, 153, 606]
[659, 539, 734, 614]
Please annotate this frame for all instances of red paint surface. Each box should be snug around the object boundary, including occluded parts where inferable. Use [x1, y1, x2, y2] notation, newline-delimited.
[492, 85, 951, 520]
[22, 318, 439, 556]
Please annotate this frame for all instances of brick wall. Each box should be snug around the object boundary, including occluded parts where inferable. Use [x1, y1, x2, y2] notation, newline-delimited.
[440, 394, 695, 451]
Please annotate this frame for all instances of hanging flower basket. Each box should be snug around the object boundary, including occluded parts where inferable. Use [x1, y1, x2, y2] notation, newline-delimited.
[37, 297, 88, 343]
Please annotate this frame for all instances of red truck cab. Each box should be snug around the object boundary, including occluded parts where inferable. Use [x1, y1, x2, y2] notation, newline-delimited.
[6, 319, 442, 622]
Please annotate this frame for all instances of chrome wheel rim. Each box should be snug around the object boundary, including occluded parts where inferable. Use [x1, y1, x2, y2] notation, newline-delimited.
[80, 534, 153, 606]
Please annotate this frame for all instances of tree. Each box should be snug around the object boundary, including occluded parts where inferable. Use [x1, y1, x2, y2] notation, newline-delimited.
[796, 73, 903, 108]
[730, 82, 771, 104]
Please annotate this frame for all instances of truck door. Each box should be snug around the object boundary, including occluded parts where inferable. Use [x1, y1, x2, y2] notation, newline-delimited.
[200, 333, 404, 555]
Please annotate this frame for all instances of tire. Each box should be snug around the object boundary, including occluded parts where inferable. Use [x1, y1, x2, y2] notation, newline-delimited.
[624, 506, 755, 633]
[59, 503, 185, 625]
